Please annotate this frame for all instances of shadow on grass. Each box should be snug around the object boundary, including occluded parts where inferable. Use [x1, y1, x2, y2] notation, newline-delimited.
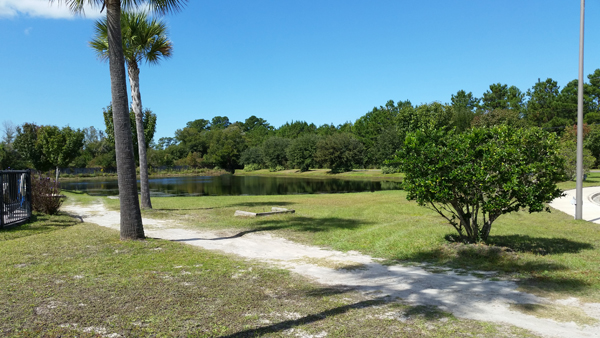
[486, 235, 594, 255]
[220, 297, 389, 338]
[404, 244, 569, 272]
[226, 201, 296, 208]
[0, 212, 79, 241]
[171, 216, 368, 242]
[152, 207, 215, 211]
[253, 216, 367, 232]
[400, 234, 592, 295]
[220, 296, 452, 337]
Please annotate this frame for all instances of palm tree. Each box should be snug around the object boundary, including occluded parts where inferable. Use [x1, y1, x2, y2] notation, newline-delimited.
[49, 0, 186, 240]
[90, 11, 173, 210]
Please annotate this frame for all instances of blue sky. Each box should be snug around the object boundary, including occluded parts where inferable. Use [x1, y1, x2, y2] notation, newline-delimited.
[1, 0, 600, 141]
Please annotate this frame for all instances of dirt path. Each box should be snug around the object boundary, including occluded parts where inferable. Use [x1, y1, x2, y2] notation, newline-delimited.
[62, 202, 600, 338]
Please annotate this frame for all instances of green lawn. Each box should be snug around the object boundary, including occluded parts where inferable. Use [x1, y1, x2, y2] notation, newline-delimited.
[91, 183, 600, 303]
[0, 213, 534, 337]
[557, 171, 600, 191]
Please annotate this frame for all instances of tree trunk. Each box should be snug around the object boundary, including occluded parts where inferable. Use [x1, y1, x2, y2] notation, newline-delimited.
[107, 0, 144, 240]
[127, 61, 152, 209]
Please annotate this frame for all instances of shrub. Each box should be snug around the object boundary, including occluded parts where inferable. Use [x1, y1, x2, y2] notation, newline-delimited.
[391, 126, 565, 243]
[240, 147, 264, 167]
[262, 137, 290, 170]
[31, 173, 63, 215]
[381, 165, 400, 174]
[315, 133, 365, 173]
[243, 163, 261, 172]
[287, 134, 319, 172]
[558, 140, 595, 180]
[269, 165, 285, 172]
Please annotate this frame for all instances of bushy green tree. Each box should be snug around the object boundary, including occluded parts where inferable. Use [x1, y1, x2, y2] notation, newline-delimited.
[240, 147, 264, 168]
[210, 116, 231, 130]
[147, 148, 175, 167]
[585, 124, 600, 167]
[481, 83, 525, 113]
[396, 102, 452, 135]
[276, 121, 317, 139]
[174, 120, 209, 156]
[103, 105, 157, 162]
[450, 90, 479, 132]
[38, 125, 85, 179]
[391, 126, 565, 243]
[525, 78, 561, 127]
[13, 123, 53, 171]
[559, 140, 595, 180]
[315, 133, 365, 173]
[204, 125, 246, 173]
[287, 134, 319, 172]
[0, 143, 26, 170]
[262, 137, 290, 170]
[374, 126, 403, 165]
[471, 109, 526, 128]
[243, 115, 273, 147]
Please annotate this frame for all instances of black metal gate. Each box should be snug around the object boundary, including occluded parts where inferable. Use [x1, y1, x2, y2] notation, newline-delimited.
[1, 170, 32, 228]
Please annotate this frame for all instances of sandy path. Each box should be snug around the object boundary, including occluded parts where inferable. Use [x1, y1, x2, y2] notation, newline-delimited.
[61, 202, 600, 338]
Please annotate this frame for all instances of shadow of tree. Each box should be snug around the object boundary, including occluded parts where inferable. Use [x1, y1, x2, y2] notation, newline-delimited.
[152, 207, 215, 211]
[252, 216, 368, 233]
[486, 235, 594, 255]
[399, 234, 592, 295]
[0, 212, 79, 241]
[404, 245, 570, 271]
[219, 297, 389, 338]
[171, 216, 369, 242]
[403, 305, 449, 320]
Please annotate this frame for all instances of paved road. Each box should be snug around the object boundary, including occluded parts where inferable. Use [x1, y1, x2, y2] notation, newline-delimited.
[550, 187, 600, 223]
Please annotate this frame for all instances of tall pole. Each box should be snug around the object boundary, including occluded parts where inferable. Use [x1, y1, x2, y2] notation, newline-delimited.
[576, 0, 585, 219]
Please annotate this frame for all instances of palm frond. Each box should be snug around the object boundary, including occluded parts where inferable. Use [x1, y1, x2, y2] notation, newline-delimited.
[89, 16, 110, 61]
[49, 0, 105, 16]
[90, 8, 174, 66]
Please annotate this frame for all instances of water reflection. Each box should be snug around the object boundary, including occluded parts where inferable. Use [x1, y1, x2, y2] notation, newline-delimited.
[61, 175, 402, 197]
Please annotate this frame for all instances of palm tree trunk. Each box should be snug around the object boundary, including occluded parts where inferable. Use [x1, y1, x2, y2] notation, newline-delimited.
[107, 0, 144, 240]
[127, 61, 152, 209]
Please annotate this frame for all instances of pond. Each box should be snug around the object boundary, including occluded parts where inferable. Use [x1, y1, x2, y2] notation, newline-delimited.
[61, 175, 402, 197]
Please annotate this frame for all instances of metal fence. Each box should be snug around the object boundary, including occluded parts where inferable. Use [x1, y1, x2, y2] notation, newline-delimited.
[1, 170, 32, 228]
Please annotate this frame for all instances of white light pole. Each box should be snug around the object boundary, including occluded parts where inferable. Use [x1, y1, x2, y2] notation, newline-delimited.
[576, 0, 585, 220]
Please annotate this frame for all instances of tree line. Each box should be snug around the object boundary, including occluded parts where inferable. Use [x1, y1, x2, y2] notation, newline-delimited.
[3, 69, 600, 175]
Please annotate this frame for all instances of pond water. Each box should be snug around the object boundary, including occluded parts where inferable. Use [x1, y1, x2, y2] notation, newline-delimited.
[61, 175, 403, 197]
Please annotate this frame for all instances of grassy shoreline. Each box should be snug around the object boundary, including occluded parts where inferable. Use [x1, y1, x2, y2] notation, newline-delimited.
[59, 168, 404, 182]
[234, 168, 404, 181]
[59, 168, 228, 181]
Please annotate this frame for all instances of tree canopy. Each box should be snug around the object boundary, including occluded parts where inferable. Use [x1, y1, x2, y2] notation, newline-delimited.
[391, 126, 565, 243]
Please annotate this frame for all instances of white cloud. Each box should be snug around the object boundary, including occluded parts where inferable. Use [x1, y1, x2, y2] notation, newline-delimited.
[0, 0, 103, 19]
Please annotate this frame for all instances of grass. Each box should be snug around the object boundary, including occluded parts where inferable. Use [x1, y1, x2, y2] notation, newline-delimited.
[509, 303, 598, 326]
[556, 171, 600, 191]
[234, 168, 404, 181]
[60, 168, 227, 181]
[0, 213, 535, 337]
[72, 183, 600, 303]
